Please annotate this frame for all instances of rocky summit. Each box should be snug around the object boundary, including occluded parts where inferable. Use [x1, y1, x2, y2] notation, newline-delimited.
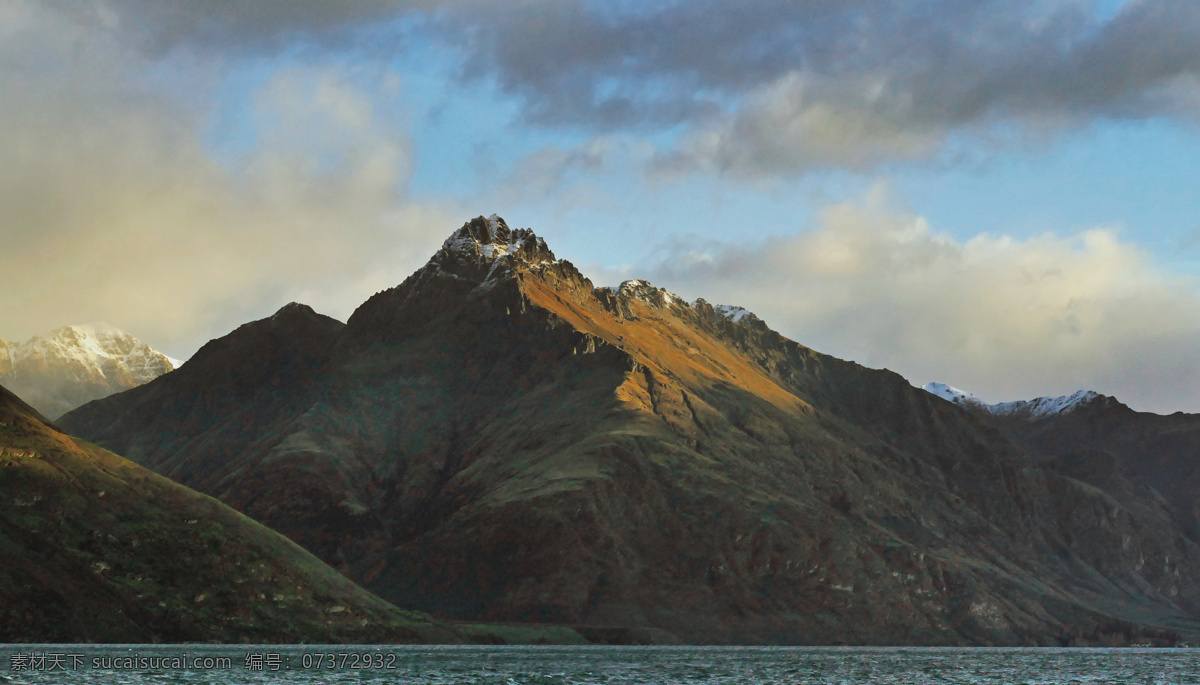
[63, 215, 1200, 645]
[0, 323, 180, 418]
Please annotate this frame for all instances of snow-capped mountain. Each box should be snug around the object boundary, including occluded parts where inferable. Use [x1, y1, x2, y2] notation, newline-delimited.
[0, 323, 181, 418]
[922, 382, 1107, 419]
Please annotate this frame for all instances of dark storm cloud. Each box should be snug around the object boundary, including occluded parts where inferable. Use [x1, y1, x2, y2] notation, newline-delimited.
[88, 0, 1200, 172]
[437, 0, 1200, 128]
[68, 0, 434, 54]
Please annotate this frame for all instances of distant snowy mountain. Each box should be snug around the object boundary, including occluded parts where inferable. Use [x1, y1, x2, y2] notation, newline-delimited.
[0, 323, 181, 418]
[922, 382, 1107, 419]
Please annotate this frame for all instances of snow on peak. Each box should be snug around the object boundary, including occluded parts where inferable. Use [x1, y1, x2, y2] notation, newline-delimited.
[1, 323, 179, 417]
[922, 382, 988, 409]
[69, 321, 125, 338]
[434, 215, 556, 283]
[487, 213, 504, 235]
[595, 290, 764, 327]
[4, 322, 179, 387]
[28, 323, 141, 362]
[923, 382, 1104, 418]
[989, 390, 1104, 418]
[611, 279, 687, 307]
[440, 215, 552, 262]
[713, 304, 754, 323]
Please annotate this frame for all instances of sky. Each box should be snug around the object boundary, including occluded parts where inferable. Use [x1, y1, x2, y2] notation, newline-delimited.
[5, 0, 1200, 412]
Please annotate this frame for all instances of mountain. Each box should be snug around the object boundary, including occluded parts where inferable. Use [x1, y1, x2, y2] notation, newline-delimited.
[1, 323, 182, 418]
[925, 382, 1200, 546]
[62, 215, 1200, 645]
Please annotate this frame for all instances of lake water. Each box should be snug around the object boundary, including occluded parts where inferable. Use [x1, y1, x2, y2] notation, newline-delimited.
[2, 645, 1197, 684]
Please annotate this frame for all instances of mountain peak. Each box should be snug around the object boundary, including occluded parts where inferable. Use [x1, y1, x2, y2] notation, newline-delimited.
[36, 322, 131, 346]
[271, 301, 319, 321]
[602, 279, 686, 308]
[434, 215, 555, 279]
[922, 382, 989, 408]
[63, 321, 125, 337]
[711, 303, 760, 325]
[1, 322, 179, 418]
[990, 389, 1111, 418]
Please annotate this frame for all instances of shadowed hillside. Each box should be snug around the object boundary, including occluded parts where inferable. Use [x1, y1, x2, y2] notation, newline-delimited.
[0, 381, 582, 645]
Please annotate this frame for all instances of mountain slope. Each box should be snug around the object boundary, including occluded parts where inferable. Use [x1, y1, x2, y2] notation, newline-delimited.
[63, 215, 1200, 645]
[1, 323, 180, 418]
[922, 382, 1200, 541]
[0, 382, 479, 643]
[996, 398, 1200, 543]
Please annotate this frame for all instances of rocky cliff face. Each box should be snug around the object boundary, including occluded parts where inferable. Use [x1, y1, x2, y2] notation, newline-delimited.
[922, 382, 1200, 542]
[1, 323, 179, 418]
[984, 394, 1200, 545]
[62, 215, 1200, 645]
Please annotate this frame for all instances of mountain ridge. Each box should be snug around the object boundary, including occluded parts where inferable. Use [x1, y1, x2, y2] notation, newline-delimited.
[922, 382, 1120, 419]
[923, 379, 1200, 554]
[1, 323, 180, 418]
[61, 215, 1200, 645]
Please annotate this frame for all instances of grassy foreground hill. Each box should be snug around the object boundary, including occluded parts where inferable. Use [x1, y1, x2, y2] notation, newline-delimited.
[0, 382, 583, 644]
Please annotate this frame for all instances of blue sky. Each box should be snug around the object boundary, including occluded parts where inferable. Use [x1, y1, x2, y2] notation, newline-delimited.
[7, 0, 1200, 412]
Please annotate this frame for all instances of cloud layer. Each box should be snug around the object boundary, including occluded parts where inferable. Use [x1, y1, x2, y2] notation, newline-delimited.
[440, 0, 1200, 173]
[0, 2, 453, 355]
[54, 1, 1200, 175]
[610, 187, 1200, 413]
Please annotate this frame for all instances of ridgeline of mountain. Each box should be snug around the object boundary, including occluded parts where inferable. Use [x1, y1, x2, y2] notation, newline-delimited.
[0, 324, 181, 419]
[922, 383, 1118, 419]
[924, 382, 1200, 546]
[63, 215, 1200, 645]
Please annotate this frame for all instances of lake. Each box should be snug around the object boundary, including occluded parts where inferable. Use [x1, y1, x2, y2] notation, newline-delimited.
[2, 645, 1196, 683]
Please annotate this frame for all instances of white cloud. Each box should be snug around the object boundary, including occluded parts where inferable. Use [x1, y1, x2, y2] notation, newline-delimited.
[0, 3, 454, 357]
[613, 185, 1200, 413]
[656, 72, 948, 176]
